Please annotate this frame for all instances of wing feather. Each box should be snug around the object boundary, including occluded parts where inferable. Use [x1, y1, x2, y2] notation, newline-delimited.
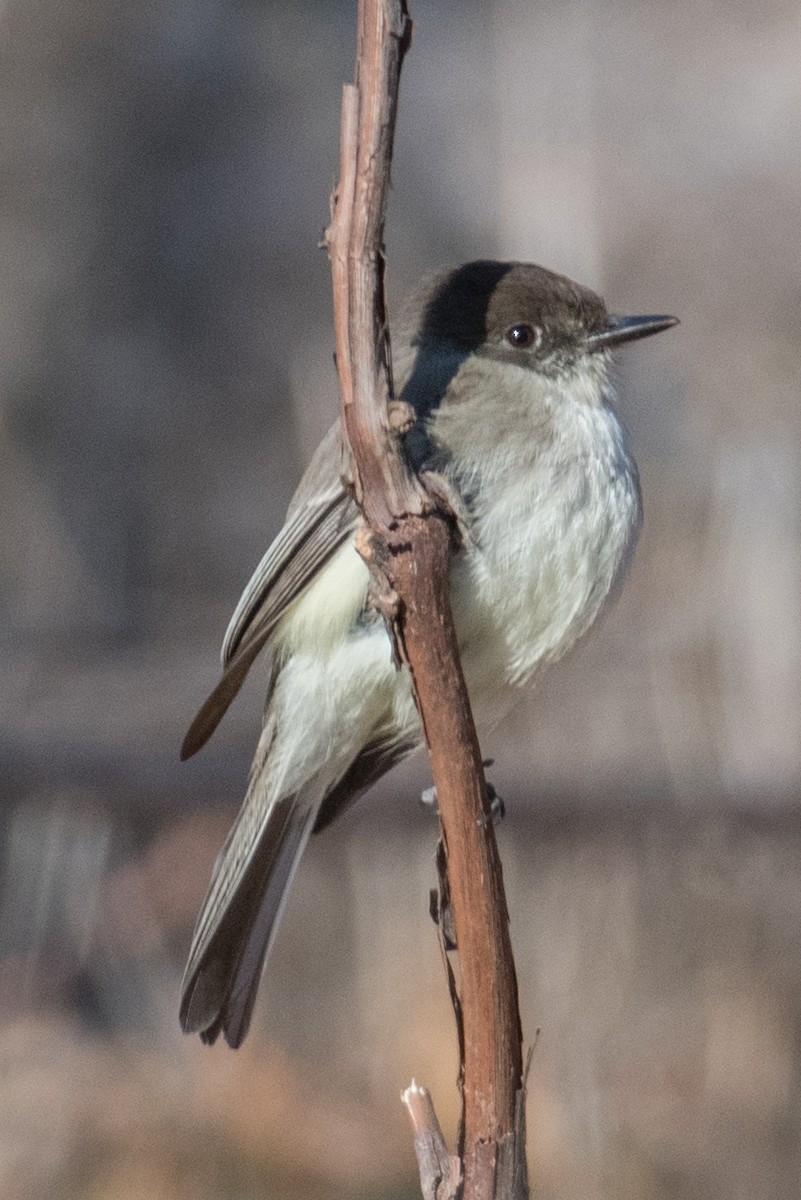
[181, 423, 358, 759]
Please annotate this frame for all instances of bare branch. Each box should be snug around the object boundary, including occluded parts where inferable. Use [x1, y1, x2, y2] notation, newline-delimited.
[325, 4, 528, 1197]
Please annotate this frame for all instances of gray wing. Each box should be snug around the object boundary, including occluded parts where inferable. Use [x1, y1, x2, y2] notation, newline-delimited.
[181, 423, 358, 760]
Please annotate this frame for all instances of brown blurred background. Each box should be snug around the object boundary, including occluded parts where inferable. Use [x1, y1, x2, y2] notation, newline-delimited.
[1, 1, 800, 1197]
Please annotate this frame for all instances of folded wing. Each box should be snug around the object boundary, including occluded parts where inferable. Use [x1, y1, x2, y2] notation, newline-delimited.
[181, 424, 358, 760]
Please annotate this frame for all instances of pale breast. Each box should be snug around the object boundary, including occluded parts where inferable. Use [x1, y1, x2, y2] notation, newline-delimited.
[453, 395, 641, 692]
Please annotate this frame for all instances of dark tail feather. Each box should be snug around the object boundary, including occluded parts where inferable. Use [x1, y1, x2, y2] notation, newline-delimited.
[180, 794, 316, 1048]
[180, 632, 272, 761]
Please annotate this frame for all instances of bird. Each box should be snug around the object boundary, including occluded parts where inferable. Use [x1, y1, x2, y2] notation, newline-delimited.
[179, 259, 677, 1047]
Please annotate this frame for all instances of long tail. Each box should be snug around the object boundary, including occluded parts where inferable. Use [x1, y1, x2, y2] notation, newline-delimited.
[179, 791, 317, 1048]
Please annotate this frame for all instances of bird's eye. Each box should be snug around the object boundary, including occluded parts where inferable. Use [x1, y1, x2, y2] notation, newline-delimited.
[505, 323, 539, 349]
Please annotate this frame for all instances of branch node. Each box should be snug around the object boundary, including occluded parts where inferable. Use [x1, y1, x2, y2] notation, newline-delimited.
[419, 471, 475, 550]
[387, 399, 417, 432]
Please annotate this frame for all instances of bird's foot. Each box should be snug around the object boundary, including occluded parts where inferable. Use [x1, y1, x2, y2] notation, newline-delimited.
[419, 759, 505, 825]
[477, 779, 506, 827]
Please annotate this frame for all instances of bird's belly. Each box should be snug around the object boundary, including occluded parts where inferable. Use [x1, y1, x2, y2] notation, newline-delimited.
[452, 461, 640, 697]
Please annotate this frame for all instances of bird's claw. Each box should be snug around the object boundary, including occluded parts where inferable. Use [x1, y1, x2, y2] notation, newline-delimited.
[419, 759, 505, 825]
[477, 781, 506, 827]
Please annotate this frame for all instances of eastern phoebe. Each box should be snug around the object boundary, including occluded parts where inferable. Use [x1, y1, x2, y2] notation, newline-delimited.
[179, 260, 677, 1047]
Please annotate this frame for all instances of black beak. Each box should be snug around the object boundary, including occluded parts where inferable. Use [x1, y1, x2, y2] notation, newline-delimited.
[584, 313, 679, 351]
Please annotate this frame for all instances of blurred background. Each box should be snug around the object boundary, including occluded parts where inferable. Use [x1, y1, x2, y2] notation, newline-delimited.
[1, 0, 800, 1197]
